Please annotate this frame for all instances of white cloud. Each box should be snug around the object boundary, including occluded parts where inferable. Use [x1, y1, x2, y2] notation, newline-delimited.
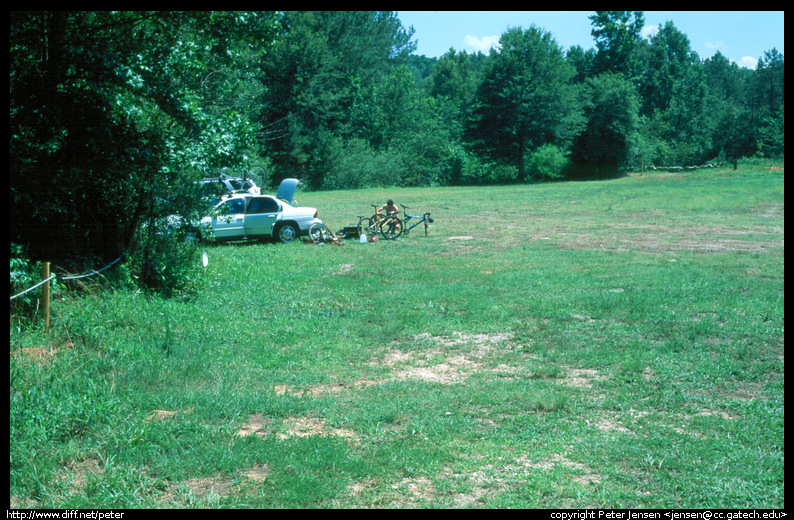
[732, 56, 758, 69]
[704, 40, 725, 50]
[641, 25, 658, 40]
[463, 34, 501, 54]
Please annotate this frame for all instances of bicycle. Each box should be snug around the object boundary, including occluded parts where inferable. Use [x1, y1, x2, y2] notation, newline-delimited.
[308, 223, 342, 245]
[356, 204, 388, 239]
[379, 205, 434, 240]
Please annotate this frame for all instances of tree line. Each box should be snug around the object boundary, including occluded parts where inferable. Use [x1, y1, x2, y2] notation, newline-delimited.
[10, 11, 784, 293]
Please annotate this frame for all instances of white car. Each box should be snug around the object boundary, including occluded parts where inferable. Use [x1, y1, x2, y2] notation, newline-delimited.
[191, 179, 322, 243]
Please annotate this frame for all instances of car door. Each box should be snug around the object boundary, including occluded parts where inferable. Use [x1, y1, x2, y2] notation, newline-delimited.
[244, 196, 280, 237]
[212, 198, 246, 239]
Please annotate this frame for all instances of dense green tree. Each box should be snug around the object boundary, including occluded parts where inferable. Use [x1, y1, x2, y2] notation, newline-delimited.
[405, 53, 437, 83]
[664, 64, 714, 164]
[327, 64, 455, 188]
[757, 104, 784, 158]
[749, 49, 784, 158]
[589, 11, 645, 79]
[257, 11, 415, 188]
[634, 20, 724, 166]
[703, 51, 746, 102]
[428, 50, 488, 142]
[570, 73, 641, 175]
[702, 52, 754, 160]
[566, 45, 597, 83]
[754, 49, 785, 116]
[428, 50, 478, 110]
[466, 26, 582, 182]
[360, 65, 423, 149]
[638, 21, 699, 117]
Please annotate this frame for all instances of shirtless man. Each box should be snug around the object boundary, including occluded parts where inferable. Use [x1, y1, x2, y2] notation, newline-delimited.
[377, 199, 400, 217]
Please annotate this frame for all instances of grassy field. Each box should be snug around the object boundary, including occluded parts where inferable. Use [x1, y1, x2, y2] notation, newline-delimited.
[10, 164, 784, 508]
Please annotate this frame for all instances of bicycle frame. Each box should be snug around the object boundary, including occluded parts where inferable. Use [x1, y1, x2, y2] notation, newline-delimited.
[399, 205, 433, 236]
[358, 203, 400, 237]
[379, 205, 433, 240]
[357, 210, 385, 236]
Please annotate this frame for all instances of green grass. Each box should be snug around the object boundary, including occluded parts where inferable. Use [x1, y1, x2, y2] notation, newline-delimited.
[10, 165, 784, 508]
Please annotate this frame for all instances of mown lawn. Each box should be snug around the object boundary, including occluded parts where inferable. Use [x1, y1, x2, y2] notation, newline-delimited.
[10, 165, 784, 508]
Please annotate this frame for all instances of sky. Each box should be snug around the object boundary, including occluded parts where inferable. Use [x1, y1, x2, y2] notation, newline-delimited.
[396, 11, 784, 69]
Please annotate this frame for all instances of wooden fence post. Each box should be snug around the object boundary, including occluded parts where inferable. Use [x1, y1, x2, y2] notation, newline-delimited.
[41, 262, 50, 333]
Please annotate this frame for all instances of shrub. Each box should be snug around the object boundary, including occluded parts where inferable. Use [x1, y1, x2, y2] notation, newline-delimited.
[321, 138, 403, 190]
[525, 144, 571, 181]
[126, 223, 202, 298]
[456, 151, 519, 185]
[10, 243, 46, 327]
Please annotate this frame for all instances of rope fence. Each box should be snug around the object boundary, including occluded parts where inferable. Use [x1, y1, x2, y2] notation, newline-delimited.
[644, 161, 725, 172]
[59, 253, 126, 281]
[9, 274, 56, 301]
[9, 253, 126, 301]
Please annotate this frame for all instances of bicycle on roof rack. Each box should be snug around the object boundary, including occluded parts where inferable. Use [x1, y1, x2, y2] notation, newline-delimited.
[379, 204, 434, 241]
[199, 163, 267, 199]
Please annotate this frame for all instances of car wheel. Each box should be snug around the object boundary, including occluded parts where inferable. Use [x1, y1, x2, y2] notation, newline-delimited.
[276, 222, 299, 243]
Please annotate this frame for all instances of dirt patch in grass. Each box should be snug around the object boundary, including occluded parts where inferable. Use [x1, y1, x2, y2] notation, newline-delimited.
[160, 465, 270, 505]
[562, 368, 608, 389]
[381, 332, 514, 385]
[691, 409, 740, 421]
[145, 407, 193, 422]
[271, 332, 516, 395]
[393, 360, 471, 385]
[277, 416, 360, 444]
[348, 454, 603, 508]
[12, 340, 74, 366]
[274, 378, 380, 397]
[183, 475, 232, 500]
[58, 458, 104, 494]
[391, 476, 437, 505]
[236, 413, 359, 444]
[347, 476, 440, 508]
[435, 454, 602, 507]
[236, 413, 272, 438]
[332, 263, 355, 275]
[243, 464, 270, 482]
[519, 454, 602, 485]
[589, 417, 636, 435]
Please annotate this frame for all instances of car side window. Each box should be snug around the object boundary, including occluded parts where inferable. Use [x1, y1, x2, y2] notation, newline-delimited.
[215, 198, 244, 216]
[247, 197, 279, 215]
[228, 199, 245, 214]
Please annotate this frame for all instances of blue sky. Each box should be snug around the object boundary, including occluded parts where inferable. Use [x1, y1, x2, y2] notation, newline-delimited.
[396, 11, 784, 69]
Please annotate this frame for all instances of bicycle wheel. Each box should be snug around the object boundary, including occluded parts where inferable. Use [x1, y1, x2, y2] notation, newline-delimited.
[356, 217, 372, 238]
[379, 216, 403, 240]
[309, 223, 331, 243]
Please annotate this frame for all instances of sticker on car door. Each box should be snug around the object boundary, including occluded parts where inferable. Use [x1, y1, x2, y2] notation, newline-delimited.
[212, 198, 246, 239]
